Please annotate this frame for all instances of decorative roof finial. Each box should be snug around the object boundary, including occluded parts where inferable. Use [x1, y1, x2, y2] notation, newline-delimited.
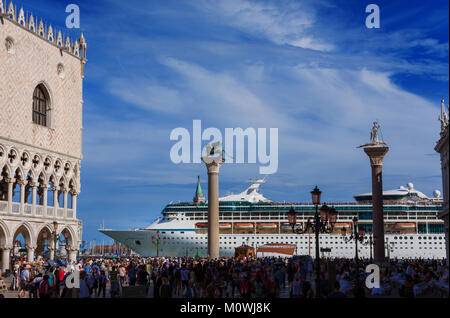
[28, 13, 35, 31]
[7, 1, 15, 20]
[17, 6, 24, 25]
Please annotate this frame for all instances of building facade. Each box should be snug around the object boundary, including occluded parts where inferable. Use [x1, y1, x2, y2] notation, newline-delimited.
[435, 99, 449, 263]
[0, 1, 86, 271]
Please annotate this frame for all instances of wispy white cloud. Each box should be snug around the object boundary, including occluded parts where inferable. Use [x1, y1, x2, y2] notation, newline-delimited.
[191, 0, 333, 51]
[108, 78, 184, 114]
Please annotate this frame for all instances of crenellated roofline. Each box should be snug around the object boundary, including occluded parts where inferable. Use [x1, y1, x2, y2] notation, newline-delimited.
[0, 0, 86, 61]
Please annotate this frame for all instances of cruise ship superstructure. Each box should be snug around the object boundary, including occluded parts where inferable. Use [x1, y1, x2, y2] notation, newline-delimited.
[100, 178, 446, 259]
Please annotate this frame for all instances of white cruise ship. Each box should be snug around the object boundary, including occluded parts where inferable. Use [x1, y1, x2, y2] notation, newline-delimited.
[100, 178, 446, 259]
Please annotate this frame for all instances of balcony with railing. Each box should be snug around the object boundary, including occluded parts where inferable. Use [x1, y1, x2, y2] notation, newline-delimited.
[0, 201, 8, 213]
[0, 199, 77, 221]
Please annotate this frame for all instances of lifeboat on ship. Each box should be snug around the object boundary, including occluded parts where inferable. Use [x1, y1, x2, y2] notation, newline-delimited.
[257, 223, 277, 229]
[235, 223, 254, 229]
[332, 222, 351, 229]
[395, 222, 415, 229]
[219, 223, 232, 229]
[195, 223, 208, 229]
[281, 223, 301, 229]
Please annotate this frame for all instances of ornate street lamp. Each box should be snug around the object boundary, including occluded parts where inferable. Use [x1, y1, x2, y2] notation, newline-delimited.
[385, 237, 395, 260]
[341, 217, 375, 261]
[152, 231, 166, 257]
[288, 186, 337, 298]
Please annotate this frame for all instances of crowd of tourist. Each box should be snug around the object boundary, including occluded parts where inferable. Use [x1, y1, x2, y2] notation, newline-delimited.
[1, 255, 448, 298]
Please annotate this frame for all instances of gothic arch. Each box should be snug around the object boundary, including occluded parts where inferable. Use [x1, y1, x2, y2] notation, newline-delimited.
[58, 175, 68, 188]
[0, 144, 6, 165]
[35, 223, 54, 255]
[0, 220, 11, 248]
[69, 178, 78, 193]
[12, 222, 35, 248]
[59, 225, 77, 248]
[13, 166, 24, 181]
[1, 164, 11, 179]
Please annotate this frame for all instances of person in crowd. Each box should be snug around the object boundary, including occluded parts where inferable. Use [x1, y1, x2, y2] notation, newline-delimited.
[39, 275, 51, 298]
[97, 270, 108, 298]
[328, 281, 347, 298]
[17, 265, 30, 298]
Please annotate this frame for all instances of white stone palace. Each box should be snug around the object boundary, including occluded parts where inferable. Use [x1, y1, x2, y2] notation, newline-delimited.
[436, 99, 449, 262]
[0, 0, 86, 272]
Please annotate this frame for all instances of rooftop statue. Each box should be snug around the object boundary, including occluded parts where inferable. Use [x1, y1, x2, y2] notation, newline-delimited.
[370, 121, 381, 144]
[357, 121, 388, 148]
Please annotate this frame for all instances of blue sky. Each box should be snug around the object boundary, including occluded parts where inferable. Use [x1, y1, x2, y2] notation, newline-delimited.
[13, 0, 449, 244]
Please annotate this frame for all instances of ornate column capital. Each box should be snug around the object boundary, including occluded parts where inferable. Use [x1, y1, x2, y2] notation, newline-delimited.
[363, 146, 389, 166]
[201, 156, 225, 174]
[51, 185, 60, 192]
[25, 243, 37, 250]
[5, 177, 16, 184]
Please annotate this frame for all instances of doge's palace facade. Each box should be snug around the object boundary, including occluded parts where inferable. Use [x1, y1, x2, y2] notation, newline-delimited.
[0, 1, 86, 271]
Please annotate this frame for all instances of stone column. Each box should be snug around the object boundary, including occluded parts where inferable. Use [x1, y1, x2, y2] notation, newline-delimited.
[63, 188, 68, 210]
[201, 155, 225, 260]
[52, 186, 59, 216]
[48, 239, 55, 260]
[1, 247, 11, 273]
[19, 180, 25, 214]
[72, 192, 78, 219]
[6, 178, 14, 214]
[31, 183, 37, 216]
[42, 185, 49, 210]
[26, 245, 35, 263]
[68, 248, 78, 262]
[363, 146, 389, 263]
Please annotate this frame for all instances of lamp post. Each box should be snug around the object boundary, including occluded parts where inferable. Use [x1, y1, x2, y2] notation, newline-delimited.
[342, 217, 376, 288]
[52, 221, 58, 261]
[287, 186, 337, 298]
[152, 231, 166, 257]
[341, 217, 375, 261]
[385, 238, 395, 260]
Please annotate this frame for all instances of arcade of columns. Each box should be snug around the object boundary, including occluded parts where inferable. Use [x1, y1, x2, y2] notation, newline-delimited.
[0, 141, 82, 272]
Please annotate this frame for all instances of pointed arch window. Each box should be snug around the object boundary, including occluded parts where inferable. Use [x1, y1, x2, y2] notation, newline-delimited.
[32, 85, 49, 126]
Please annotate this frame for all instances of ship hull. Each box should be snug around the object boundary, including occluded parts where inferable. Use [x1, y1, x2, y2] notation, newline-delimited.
[100, 229, 446, 259]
